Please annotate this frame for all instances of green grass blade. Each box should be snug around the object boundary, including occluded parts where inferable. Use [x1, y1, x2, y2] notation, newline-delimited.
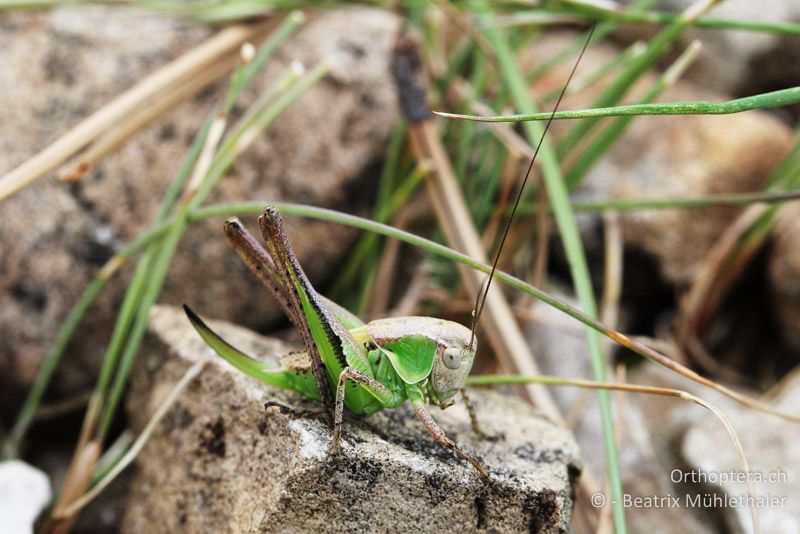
[563, 40, 701, 188]
[502, 4, 800, 36]
[436, 86, 800, 123]
[196, 201, 800, 425]
[473, 15, 625, 533]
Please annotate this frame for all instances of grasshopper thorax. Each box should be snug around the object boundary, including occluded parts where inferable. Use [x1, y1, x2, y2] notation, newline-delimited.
[359, 316, 476, 406]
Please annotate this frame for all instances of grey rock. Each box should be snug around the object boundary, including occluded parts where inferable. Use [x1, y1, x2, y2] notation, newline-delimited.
[0, 8, 400, 411]
[618, 0, 800, 98]
[768, 203, 800, 354]
[123, 305, 581, 533]
[0, 460, 52, 534]
[681, 371, 800, 534]
[522, 32, 794, 287]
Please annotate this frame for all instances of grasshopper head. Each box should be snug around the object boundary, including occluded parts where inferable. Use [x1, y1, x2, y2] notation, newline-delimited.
[363, 317, 476, 406]
[407, 318, 476, 405]
[429, 324, 476, 405]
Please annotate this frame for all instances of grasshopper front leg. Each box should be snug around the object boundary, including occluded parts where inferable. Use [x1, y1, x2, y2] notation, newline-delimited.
[460, 388, 487, 440]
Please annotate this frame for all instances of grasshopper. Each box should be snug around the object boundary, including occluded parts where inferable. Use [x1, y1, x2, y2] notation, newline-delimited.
[184, 207, 489, 478]
[184, 25, 598, 483]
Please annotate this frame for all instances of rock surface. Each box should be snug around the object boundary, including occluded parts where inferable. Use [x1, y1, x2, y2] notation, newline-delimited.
[0, 8, 400, 412]
[123, 305, 581, 533]
[680, 371, 800, 534]
[524, 33, 794, 288]
[619, 0, 800, 100]
[0, 460, 52, 534]
[768, 203, 800, 354]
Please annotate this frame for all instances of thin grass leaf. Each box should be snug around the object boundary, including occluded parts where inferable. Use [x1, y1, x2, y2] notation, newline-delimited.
[563, 39, 701, 188]
[568, 189, 800, 213]
[495, 5, 800, 36]
[470, 7, 627, 531]
[435, 86, 800, 122]
[191, 201, 800, 418]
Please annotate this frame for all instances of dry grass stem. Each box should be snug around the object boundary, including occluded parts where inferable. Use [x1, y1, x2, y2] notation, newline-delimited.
[0, 18, 277, 201]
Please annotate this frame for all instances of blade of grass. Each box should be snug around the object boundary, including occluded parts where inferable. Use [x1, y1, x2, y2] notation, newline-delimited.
[54, 362, 205, 521]
[508, 188, 800, 216]
[435, 86, 800, 122]
[495, 4, 800, 37]
[475, 12, 627, 533]
[233, 202, 800, 422]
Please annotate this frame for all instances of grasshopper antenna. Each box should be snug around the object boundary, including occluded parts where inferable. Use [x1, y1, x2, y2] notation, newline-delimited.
[468, 24, 597, 350]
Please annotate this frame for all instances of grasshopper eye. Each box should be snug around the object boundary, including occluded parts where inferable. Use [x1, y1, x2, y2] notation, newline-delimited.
[442, 347, 462, 370]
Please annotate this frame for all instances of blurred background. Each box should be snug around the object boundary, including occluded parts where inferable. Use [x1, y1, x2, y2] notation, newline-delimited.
[1, 1, 799, 532]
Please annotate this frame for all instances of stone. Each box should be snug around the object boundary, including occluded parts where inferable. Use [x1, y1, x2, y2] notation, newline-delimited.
[0, 460, 52, 534]
[0, 8, 400, 412]
[767, 203, 800, 354]
[123, 305, 581, 533]
[525, 292, 712, 533]
[680, 370, 800, 533]
[618, 0, 800, 101]
[522, 32, 794, 288]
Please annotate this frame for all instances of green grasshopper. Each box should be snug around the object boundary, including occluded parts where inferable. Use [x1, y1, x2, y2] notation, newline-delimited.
[184, 26, 599, 483]
[184, 207, 489, 478]
[178, 24, 771, 534]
